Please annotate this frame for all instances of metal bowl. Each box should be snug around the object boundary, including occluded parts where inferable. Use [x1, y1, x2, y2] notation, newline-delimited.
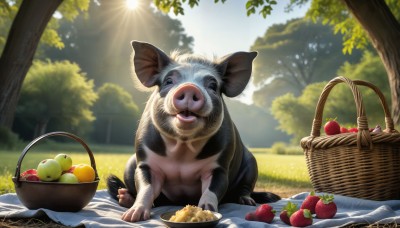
[12, 131, 99, 212]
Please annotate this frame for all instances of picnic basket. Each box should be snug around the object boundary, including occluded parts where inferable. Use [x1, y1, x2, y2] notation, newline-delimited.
[300, 76, 400, 201]
[12, 131, 99, 211]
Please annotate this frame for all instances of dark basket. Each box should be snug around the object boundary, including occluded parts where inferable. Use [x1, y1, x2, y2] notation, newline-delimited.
[300, 76, 400, 200]
[12, 131, 99, 212]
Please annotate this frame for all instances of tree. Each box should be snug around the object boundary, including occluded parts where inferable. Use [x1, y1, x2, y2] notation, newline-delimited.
[303, 0, 400, 124]
[43, 0, 194, 107]
[271, 51, 389, 143]
[251, 18, 362, 108]
[151, 0, 400, 124]
[0, 0, 89, 130]
[13, 60, 97, 139]
[92, 83, 140, 145]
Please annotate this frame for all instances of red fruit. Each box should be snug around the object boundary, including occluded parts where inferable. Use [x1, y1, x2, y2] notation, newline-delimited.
[20, 169, 40, 182]
[280, 211, 291, 225]
[25, 175, 40, 181]
[315, 194, 337, 219]
[280, 201, 298, 225]
[324, 119, 341, 135]
[21, 169, 37, 176]
[254, 204, 275, 223]
[340, 127, 349, 133]
[290, 209, 313, 227]
[245, 212, 257, 221]
[348, 127, 358, 133]
[300, 191, 320, 214]
[63, 165, 76, 174]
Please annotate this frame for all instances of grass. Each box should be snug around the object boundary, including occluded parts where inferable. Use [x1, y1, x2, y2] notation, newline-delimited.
[0, 143, 312, 197]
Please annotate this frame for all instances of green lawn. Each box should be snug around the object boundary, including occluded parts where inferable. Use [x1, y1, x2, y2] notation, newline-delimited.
[0, 143, 312, 197]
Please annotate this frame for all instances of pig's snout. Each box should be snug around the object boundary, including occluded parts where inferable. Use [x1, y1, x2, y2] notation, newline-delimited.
[173, 84, 205, 113]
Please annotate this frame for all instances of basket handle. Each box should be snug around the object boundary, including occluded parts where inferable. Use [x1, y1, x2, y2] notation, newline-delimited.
[310, 76, 395, 149]
[12, 131, 99, 186]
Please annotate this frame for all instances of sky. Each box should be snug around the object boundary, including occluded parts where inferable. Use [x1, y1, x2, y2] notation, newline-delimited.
[165, 0, 310, 103]
[168, 0, 310, 57]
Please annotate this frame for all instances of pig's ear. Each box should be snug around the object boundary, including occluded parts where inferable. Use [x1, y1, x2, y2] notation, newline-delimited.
[131, 41, 171, 88]
[217, 51, 257, 97]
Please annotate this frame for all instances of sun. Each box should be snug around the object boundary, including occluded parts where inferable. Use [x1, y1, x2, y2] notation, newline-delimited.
[126, 0, 138, 10]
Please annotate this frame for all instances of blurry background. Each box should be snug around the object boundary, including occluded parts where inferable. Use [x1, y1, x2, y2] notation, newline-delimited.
[0, 0, 393, 148]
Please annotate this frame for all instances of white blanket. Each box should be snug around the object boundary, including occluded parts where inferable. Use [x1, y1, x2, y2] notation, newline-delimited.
[1, 190, 400, 227]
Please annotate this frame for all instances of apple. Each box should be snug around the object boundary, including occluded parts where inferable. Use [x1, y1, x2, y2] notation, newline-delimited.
[20, 169, 40, 181]
[37, 159, 62, 181]
[54, 153, 73, 171]
[58, 173, 79, 183]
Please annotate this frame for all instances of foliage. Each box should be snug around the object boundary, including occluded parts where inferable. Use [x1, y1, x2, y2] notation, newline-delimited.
[271, 83, 321, 144]
[0, 126, 20, 150]
[13, 60, 97, 140]
[43, 0, 194, 106]
[287, 0, 400, 54]
[224, 98, 290, 147]
[92, 83, 140, 145]
[269, 142, 303, 155]
[251, 18, 362, 108]
[271, 51, 389, 143]
[153, 0, 277, 18]
[329, 51, 390, 127]
[151, 0, 399, 55]
[0, 0, 90, 52]
[0, 0, 18, 53]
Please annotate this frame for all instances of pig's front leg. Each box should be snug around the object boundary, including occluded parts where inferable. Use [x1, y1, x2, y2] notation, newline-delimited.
[198, 168, 228, 212]
[121, 163, 163, 222]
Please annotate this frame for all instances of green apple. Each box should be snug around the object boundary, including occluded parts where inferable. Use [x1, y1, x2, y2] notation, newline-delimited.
[58, 173, 79, 183]
[37, 159, 62, 181]
[54, 153, 73, 171]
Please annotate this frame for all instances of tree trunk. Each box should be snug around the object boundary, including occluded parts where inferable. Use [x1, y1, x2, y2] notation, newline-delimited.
[0, 0, 63, 129]
[343, 0, 400, 124]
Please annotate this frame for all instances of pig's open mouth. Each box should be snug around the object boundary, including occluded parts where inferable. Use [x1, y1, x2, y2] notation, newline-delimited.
[176, 110, 199, 123]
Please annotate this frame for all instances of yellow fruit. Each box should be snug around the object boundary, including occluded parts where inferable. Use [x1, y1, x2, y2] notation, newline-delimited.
[73, 164, 95, 182]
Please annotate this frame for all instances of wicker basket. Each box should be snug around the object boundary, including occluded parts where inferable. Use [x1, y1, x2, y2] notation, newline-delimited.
[300, 76, 400, 201]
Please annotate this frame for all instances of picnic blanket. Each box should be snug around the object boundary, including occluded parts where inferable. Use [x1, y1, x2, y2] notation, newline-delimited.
[1, 190, 400, 227]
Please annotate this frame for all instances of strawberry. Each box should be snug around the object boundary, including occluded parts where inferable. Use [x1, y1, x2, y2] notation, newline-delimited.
[300, 191, 320, 214]
[324, 118, 341, 135]
[340, 126, 349, 133]
[254, 204, 275, 223]
[315, 194, 337, 219]
[290, 209, 313, 227]
[245, 212, 257, 221]
[348, 127, 358, 133]
[280, 201, 298, 225]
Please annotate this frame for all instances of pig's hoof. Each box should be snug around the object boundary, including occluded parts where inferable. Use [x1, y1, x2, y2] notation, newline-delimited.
[238, 195, 256, 206]
[117, 188, 135, 208]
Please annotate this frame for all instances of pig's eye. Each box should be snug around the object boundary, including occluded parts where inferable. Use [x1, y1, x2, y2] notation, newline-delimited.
[207, 80, 218, 92]
[163, 77, 174, 86]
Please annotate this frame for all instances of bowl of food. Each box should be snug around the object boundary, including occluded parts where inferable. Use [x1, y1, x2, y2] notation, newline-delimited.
[12, 131, 99, 212]
[160, 205, 222, 228]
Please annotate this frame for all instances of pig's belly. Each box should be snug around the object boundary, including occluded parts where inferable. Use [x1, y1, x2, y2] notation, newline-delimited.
[146, 152, 219, 203]
[162, 180, 202, 203]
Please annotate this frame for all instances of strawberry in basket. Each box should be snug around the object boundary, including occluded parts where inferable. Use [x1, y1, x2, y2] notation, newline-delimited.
[324, 118, 341, 135]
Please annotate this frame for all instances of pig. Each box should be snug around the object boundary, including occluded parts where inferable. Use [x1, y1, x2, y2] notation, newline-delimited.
[107, 41, 280, 222]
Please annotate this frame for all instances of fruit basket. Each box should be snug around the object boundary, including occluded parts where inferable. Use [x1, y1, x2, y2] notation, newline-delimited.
[12, 131, 99, 212]
[300, 76, 400, 201]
